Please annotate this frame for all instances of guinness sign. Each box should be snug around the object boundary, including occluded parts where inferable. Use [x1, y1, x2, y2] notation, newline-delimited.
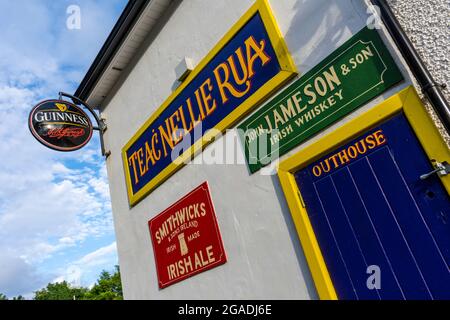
[29, 100, 93, 152]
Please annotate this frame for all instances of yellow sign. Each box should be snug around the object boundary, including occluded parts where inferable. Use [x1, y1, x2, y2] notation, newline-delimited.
[123, 0, 297, 206]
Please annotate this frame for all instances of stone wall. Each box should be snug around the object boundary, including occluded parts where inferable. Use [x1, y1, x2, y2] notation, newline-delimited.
[387, 0, 450, 142]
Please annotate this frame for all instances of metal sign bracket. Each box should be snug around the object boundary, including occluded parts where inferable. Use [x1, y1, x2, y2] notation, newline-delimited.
[59, 92, 111, 158]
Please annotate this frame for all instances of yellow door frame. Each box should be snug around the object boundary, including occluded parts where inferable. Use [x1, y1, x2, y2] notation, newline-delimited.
[277, 86, 450, 300]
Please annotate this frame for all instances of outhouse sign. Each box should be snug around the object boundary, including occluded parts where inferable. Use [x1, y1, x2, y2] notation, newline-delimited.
[239, 27, 404, 173]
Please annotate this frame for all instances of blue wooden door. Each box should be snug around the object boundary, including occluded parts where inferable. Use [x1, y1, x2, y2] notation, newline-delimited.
[295, 113, 450, 300]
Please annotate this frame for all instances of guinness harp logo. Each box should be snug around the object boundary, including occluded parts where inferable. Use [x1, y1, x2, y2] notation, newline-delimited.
[55, 103, 68, 112]
[29, 100, 93, 152]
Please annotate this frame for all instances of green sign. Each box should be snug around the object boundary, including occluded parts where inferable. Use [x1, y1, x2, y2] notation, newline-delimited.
[238, 27, 403, 173]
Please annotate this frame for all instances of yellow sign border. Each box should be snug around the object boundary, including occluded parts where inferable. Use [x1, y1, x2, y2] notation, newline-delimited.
[277, 86, 450, 300]
[122, 0, 297, 206]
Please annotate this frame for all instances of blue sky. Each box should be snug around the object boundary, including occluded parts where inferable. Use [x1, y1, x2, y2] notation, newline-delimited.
[0, 0, 127, 297]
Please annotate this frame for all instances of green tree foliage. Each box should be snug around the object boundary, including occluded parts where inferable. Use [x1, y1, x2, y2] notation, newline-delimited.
[30, 265, 123, 300]
[83, 266, 123, 300]
[34, 281, 88, 300]
[0, 294, 27, 300]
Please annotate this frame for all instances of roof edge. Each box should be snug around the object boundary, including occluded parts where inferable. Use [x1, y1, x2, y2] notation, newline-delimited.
[74, 0, 151, 103]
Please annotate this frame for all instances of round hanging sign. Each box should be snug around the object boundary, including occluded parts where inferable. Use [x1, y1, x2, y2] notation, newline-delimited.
[29, 100, 93, 152]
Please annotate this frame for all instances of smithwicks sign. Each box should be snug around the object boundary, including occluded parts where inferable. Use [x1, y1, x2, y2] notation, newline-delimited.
[29, 100, 93, 152]
[148, 182, 227, 289]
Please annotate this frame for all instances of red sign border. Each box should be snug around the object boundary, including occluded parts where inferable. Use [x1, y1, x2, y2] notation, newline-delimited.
[148, 181, 227, 289]
[29, 99, 94, 152]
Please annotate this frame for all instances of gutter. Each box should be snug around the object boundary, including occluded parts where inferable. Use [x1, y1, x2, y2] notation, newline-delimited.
[370, 0, 450, 133]
[74, 0, 150, 103]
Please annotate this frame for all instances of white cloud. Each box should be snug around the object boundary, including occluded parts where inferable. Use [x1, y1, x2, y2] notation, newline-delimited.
[0, 0, 126, 296]
[0, 0, 127, 93]
[51, 163, 72, 174]
[88, 166, 111, 200]
[77, 242, 117, 267]
[0, 253, 48, 298]
[52, 242, 118, 288]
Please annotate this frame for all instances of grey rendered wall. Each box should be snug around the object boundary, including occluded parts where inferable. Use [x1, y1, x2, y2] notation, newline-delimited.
[387, 0, 450, 141]
[101, 0, 419, 300]
[388, 0, 449, 103]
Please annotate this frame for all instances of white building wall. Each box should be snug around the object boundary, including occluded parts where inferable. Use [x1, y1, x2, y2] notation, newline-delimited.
[99, 0, 431, 299]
